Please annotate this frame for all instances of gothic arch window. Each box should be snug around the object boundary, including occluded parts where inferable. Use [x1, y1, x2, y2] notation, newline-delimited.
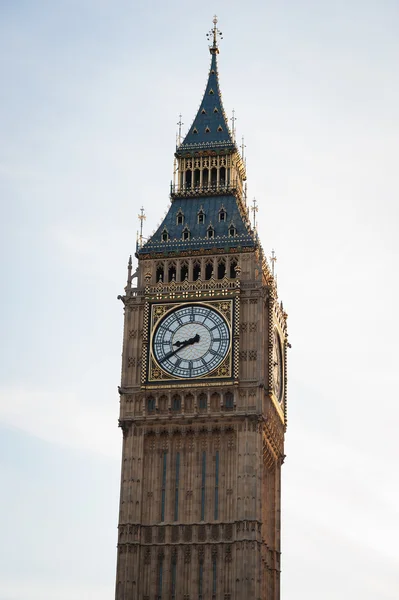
[180, 260, 188, 281]
[217, 125, 223, 132]
[185, 393, 194, 413]
[211, 167, 217, 186]
[210, 392, 220, 412]
[198, 393, 207, 411]
[161, 228, 169, 242]
[193, 260, 201, 281]
[202, 169, 209, 188]
[159, 395, 168, 413]
[219, 206, 226, 222]
[156, 262, 164, 282]
[207, 225, 214, 239]
[176, 209, 184, 225]
[217, 258, 226, 279]
[205, 259, 213, 280]
[182, 227, 190, 241]
[168, 262, 176, 282]
[192, 128, 198, 134]
[194, 169, 200, 187]
[213, 107, 218, 113]
[205, 127, 210, 133]
[229, 223, 237, 237]
[201, 108, 206, 114]
[220, 166, 226, 186]
[147, 396, 155, 413]
[224, 392, 234, 410]
[172, 394, 181, 412]
[209, 88, 214, 95]
[185, 170, 192, 188]
[198, 207, 205, 224]
[230, 258, 238, 278]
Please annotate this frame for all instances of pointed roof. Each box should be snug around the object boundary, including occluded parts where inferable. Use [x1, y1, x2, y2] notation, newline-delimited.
[177, 22, 235, 154]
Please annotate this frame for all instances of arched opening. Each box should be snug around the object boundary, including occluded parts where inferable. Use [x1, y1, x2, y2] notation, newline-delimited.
[162, 229, 168, 242]
[230, 258, 238, 278]
[159, 395, 168, 413]
[185, 393, 194, 413]
[207, 226, 214, 239]
[198, 393, 207, 411]
[180, 262, 188, 281]
[202, 169, 209, 188]
[182, 228, 190, 241]
[194, 169, 200, 187]
[168, 263, 176, 282]
[205, 261, 213, 280]
[224, 392, 234, 410]
[172, 395, 181, 412]
[220, 166, 226, 186]
[217, 259, 226, 279]
[211, 167, 217, 187]
[185, 170, 192, 188]
[193, 261, 201, 280]
[210, 392, 220, 412]
[147, 396, 155, 413]
[156, 263, 164, 282]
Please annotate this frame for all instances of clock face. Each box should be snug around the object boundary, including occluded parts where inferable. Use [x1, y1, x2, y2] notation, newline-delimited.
[272, 330, 284, 403]
[152, 304, 230, 379]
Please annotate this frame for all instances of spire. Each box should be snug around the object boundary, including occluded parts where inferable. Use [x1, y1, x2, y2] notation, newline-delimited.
[177, 17, 235, 154]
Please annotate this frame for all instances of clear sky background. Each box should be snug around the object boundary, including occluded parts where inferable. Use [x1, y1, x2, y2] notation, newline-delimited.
[1, 1, 398, 598]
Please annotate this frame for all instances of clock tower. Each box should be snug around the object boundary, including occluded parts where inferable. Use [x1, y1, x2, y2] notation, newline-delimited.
[115, 18, 288, 600]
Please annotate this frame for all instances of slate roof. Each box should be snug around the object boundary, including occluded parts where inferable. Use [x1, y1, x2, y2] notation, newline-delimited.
[176, 52, 236, 155]
[138, 195, 255, 255]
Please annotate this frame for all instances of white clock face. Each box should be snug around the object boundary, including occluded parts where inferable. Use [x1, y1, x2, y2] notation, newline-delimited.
[152, 304, 230, 379]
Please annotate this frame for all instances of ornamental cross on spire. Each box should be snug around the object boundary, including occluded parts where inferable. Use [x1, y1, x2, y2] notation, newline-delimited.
[206, 15, 223, 54]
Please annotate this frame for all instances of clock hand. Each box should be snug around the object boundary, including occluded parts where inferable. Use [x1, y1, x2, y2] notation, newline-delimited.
[161, 334, 200, 363]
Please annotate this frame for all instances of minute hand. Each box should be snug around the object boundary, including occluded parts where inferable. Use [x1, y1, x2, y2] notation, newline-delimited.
[159, 334, 200, 363]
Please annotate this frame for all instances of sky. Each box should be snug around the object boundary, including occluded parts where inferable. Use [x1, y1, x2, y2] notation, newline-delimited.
[1, 0, 399, 598]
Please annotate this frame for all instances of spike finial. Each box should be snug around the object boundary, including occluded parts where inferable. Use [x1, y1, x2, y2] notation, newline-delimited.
[207, 15, 223, 54]
[251, 197, 258, 230]
[270, 249, 277, 277]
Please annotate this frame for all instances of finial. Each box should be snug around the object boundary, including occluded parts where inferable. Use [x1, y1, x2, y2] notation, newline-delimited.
[138, 206, 146, 249]
[270, 249, 277, 277]
[126, 254, 132, 290]
[251, 197, 258, 230]
[206, 15, 223, 54]
[177, 114, 184, 147]
[231, 109, 237, 142]
[241, 136, 246, 162]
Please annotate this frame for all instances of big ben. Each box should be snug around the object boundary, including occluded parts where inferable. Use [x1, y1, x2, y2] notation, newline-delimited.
[115, 17, 288, 600]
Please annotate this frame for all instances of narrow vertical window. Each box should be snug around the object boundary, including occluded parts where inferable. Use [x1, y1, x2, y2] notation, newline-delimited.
[158, 559, 163, 599]
[174, 452, 180, 521]
[214, 450, 219, 520]
[201, 451, 206, 521]
[161, 452, 167, 522]
[199, 562, 204, 599]
[212, 556, 217, 596]
[171, 560, 176, 599]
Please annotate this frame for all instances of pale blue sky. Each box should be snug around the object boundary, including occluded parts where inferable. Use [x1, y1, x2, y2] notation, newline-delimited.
[1, 1, 399, 599]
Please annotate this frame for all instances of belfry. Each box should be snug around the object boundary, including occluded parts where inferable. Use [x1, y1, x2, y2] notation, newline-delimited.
[115, 17, 288, 600]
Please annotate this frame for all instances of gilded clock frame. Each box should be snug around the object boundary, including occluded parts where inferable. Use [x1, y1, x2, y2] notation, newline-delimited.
[146, 299, 234, 384]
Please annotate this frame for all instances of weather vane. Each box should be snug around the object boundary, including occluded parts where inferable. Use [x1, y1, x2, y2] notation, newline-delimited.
[206, 15, 223, 53]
